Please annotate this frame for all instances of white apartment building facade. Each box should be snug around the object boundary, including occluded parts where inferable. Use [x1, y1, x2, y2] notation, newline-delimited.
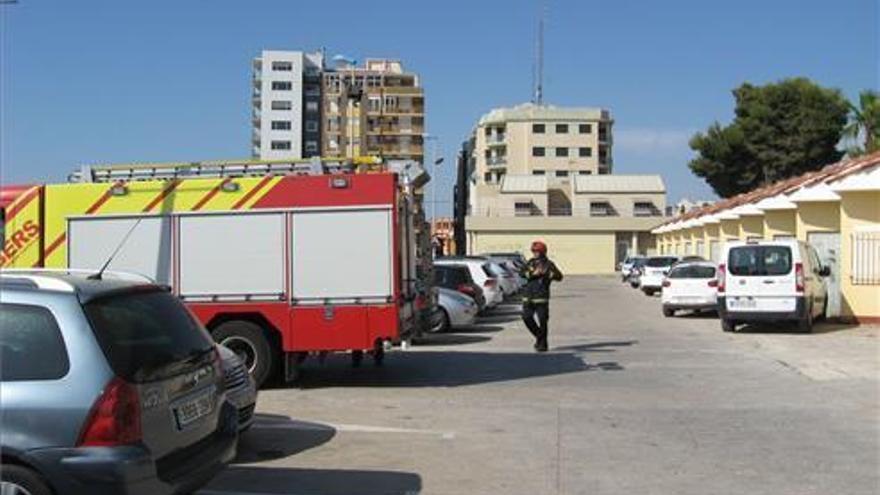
[251, 50, 324, 160]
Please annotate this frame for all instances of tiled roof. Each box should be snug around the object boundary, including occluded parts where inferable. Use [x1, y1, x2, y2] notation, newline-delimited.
[573, 174, 666, 193]
[657, 150, 880, 229]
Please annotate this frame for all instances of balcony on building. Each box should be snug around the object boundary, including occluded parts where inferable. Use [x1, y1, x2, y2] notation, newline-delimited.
[486, 155, 507, 168]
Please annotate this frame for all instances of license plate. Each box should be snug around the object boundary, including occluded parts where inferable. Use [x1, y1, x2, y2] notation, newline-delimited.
[728, 297, 757, 309]
[174, 390, 214, 429]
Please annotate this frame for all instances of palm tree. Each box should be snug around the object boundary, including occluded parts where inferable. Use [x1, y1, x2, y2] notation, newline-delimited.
[844, 90, 880, 156]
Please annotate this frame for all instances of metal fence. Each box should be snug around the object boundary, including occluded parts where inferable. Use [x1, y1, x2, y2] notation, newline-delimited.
[852, 231, 880, 285]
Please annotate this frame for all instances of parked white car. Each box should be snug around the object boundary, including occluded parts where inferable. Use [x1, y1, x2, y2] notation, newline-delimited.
[433, 286, 479, 332]
[718, 239, 829, 333]
[619, 256, 647, 282]
[639, 256, 681, 295]
[661, 261, 719, 316]
[434, 258, 504, 308]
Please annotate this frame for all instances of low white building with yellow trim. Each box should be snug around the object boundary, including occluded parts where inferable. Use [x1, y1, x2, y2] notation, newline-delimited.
[653, 151, 880, 324]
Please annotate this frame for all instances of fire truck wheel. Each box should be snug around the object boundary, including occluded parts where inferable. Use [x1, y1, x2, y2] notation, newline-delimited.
[214, 320, 277, 387]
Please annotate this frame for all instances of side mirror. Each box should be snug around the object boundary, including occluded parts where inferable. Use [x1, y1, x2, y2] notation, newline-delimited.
[819, 266, 831, 277]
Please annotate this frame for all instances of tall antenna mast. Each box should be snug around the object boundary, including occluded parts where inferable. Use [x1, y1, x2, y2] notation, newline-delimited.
[533, 3, 546, 105]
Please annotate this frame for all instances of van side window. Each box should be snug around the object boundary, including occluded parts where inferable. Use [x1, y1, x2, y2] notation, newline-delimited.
[809, 248, 823, 274]
[0, 304, 70, 381]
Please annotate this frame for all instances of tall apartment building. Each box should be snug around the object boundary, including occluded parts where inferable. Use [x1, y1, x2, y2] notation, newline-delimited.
[251, 50, 324, 160]
[463, 103, 667, 274]
[321, 59, 425, 164]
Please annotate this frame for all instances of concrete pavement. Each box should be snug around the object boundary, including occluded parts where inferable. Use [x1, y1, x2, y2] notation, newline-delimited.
[203, 276, 879, 495]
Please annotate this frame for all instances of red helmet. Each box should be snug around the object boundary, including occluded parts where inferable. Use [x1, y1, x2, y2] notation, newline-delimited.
[530, 240, 547, 255]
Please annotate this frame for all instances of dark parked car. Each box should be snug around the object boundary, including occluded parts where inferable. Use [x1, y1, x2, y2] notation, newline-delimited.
[433, 263, 487, 310]
[0, 270, 237, 495]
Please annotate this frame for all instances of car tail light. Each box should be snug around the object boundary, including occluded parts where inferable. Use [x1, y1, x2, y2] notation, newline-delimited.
[484, 278, 498, 288]
[661, 279, 671, 288]
[457, 284, 477, 297]
[77, 377, 142, 447]
[707, 279, 719, 288]
[717, 264, 726, 293]
[795, 262, 805, 293]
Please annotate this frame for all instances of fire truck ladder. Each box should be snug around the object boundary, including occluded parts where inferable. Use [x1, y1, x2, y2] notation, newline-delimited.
[67, 156, 394, 183]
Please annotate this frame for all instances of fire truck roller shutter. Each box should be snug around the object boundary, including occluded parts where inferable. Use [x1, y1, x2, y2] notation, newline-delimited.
[179, 212, 286, 299]
[68, 216, 172, 284]
[291, 208, 393, 303]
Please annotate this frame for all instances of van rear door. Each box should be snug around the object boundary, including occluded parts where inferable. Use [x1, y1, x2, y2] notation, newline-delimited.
[725, 244, 797, 312]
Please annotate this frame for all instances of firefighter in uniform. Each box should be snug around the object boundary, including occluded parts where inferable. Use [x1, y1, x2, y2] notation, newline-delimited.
[521, 240, 563, 352]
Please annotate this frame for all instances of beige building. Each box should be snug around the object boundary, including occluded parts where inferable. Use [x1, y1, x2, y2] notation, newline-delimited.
[322, 59, 424, 163]
[474, 103, 613, 189]
[465, 103, 666, 274]
[653, 151, 880, 324]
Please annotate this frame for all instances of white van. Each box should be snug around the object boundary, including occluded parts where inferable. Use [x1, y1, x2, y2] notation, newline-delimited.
[718, 239, 830, 333]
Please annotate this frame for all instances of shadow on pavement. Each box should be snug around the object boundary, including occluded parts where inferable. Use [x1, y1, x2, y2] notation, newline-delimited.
[735, 320, 852, 335]
[448, 324, 506, 334]
[413, 334, 492, 346]
[288, 349, 607, 389]
[234, 414, 335, 463]
[205, 466, 421, 495]
[675, 310, 719, 319]
[553, 340, 638, 353]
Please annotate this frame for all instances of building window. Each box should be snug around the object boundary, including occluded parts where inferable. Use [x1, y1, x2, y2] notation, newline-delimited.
[271, 100, 292, 110]
[578, 170, 592, 175]
[532, 147, 546, 157]
[852, 231, 880, 285]
[515, 201, 535, 217]
[532, 123, 545, 134]
[305, 121, 319, 132]
[633, 201, 659, 217]
[579, 147, 592, 157]
[484, 172, 492, 183]
[271, 120, 291, 130]
[555, 170, 569, 177]
[271, 140, 291, 150]
[305, 101, 319, 113]
[304, 141, 318, 153]
[532, 170, 545, 175]
[272, 81, 293, 91]
[555, 147, 569, 157]
[555, 124, 569, 133]
[589, 201, 615, 217]
[579, 123, 592, 134]
[271, 61, 293, 71]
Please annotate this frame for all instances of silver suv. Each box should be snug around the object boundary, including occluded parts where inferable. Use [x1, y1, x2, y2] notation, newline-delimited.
[0, 270, 238, 495]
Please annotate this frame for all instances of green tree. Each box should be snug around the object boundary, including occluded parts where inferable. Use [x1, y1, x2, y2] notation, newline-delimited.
[689, 78, 850, 197]
[843, 90, 880, 155]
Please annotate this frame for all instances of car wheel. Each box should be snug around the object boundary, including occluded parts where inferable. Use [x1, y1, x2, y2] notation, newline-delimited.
[797, 306, 814, 334]
[721, 319, 736, 333]
[214, 320, 277, 387]
[1, 465, 53, 495]
[439, 308, 451, 333]
[662, 307, 674, 317]
[643, 288, 653, 296]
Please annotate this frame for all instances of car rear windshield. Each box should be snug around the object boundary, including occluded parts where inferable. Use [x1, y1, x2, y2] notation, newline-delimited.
[435, 265, 471, 287]
[728, 246, 792, 276]
[83, 289, 215, 383]
[481, 263, 497, 278]
[669, 265, 716, 279]
[646, 257, 678, 267]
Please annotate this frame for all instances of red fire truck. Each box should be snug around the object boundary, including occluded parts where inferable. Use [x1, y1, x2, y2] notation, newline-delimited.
[0, 157, 436, 386]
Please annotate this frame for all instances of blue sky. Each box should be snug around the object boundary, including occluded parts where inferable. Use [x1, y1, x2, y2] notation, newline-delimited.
[2, 0, 877, 215]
